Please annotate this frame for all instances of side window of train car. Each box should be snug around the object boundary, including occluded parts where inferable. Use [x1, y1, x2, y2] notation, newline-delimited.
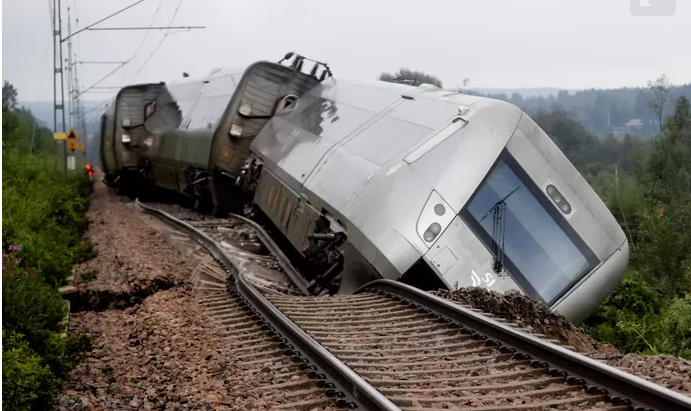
[99, 114, 106, 144]
[275, 95, 298, 114]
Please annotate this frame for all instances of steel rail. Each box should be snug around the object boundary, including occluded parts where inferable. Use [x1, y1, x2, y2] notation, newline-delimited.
[135, 200, 400, 411]
[228, 213, 310, 296]
[358, 279, 691, 411]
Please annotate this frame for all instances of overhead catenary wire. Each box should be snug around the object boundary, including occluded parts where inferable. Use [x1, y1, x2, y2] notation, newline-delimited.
[128, 0, 184, 84]
[82, 99, 112, 117]
[61, 0, 145, 43]
[127, 0, 165, 68]
[74, 62, 128, 98]
[75, 0, 199, 94]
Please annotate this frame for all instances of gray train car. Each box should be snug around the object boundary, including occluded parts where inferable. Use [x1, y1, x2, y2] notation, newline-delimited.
[99, 53, 326, 204]
[238, 78, 629, 323]
[98, 83, 164, 188]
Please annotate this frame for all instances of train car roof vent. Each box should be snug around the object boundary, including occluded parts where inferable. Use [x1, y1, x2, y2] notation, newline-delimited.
[458, 105, 470, 115]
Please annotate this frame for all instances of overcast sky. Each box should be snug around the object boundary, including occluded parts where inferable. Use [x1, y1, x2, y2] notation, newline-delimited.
[2, 0, 690, 102]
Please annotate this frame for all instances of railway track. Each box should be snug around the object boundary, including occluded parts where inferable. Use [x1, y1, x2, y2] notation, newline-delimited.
[136, 200, 691, 411]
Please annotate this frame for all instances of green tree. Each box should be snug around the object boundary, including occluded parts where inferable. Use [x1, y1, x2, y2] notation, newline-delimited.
[590, 94, 610, 130]
[379, 68, 443, 88]
[3, 80, 19, 110]
[647, 74, 671, 133]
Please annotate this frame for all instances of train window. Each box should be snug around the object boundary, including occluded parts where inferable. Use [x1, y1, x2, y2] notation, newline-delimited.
[460, 151, 599, 305]
[144, 101, 156, 120]
[275, 94, 299, 114]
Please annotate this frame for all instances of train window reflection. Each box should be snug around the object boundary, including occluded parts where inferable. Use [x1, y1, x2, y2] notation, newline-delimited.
[461, 152, 599, 304]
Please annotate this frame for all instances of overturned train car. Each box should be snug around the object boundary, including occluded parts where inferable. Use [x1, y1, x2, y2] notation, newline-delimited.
[99, 54, 628, 323]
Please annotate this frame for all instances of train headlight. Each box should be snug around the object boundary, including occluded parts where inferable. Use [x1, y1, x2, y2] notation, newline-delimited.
[239, 104, 252, 116]
[423, 223, 442, 242]
[545, 184, 572, 215]
[122, 134, 131, 144]
[143, 137, 153, 148]
[230, 124, 243, 137]
[416, 190, 455, 245]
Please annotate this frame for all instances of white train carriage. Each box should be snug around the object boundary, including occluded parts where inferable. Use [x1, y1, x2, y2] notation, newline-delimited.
[242, 77, 629, 323]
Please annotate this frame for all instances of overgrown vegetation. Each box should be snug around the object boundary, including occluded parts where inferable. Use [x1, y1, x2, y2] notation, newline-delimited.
[379, 68, 443, 88]
[473, 75, 691, 137]
[529, 85, 691, 358]
[2, 80, 94, 410]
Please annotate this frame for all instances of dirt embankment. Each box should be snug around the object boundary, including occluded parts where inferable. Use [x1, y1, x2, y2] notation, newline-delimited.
[66, 183, 193, 311]
[435, 287, 691, 397]
[434, 288, 616, 354]
[57, 182, 269, 410]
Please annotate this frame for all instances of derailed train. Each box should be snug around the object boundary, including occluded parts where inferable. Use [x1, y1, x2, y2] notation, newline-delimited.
[99, 53, 629, 323]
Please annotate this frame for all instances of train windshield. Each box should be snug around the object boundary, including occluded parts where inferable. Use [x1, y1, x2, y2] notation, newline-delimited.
[461, 152, 599, 305]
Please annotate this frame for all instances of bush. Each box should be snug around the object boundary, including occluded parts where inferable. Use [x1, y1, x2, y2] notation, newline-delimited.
[2, 251, 67, 350]
[2, 104, 95, 409]
[2, 150, 93, 286]
[658, 296, 691, 358]
[2, 331, 64, 411]
[584, 271, 663, 353]
[584, 271, 691, 359]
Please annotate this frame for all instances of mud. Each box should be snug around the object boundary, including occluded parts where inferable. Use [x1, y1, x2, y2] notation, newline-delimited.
[591, 353, 691, 397]
[65, 277, 179, 312]
[434, 287, 617, 354]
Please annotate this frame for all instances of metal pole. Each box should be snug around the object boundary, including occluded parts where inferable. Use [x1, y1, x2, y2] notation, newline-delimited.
[66, 7, 73, 133]
[52, 0, 58, 172]
[57, 0, 67, 173]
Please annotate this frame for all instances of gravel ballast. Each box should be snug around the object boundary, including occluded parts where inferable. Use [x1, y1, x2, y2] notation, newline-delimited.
[58, 179, 690, 408]
[57, 182, 300, 410]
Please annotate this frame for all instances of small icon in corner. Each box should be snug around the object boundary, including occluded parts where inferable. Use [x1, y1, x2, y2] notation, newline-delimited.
[631, 0, 676, 16]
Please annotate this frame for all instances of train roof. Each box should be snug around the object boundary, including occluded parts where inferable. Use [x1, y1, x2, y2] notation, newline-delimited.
[167, 66, 249, 86]
[335, 77, 493, 108]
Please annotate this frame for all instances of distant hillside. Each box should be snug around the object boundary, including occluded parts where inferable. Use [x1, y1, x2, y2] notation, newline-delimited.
[21, 80, 691, 143]
[19, 100, 105, 165]
[465, 83, 691, 137]
[466, 87, 577, 99]
[18, 100, 108, 130]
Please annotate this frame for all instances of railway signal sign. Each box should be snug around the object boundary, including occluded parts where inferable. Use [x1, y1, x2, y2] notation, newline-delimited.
[66, 128, 81, 151]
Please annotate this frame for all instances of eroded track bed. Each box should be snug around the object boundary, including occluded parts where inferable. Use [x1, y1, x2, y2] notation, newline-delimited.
[267, 293, 627, 411]
[138, 201, 691, 411]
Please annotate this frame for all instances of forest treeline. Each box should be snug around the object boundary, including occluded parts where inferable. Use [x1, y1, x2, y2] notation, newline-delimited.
[380, 69, 691, 358]
[474, 75, 691, 137]
[3, 80, 94, 410]
[567, 95, 691, 358]
[378, 68, 690, 137]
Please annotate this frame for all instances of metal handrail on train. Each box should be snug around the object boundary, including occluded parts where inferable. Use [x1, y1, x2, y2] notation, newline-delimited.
[357, 279, 691, 411]
[134, 200, 400, 411]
